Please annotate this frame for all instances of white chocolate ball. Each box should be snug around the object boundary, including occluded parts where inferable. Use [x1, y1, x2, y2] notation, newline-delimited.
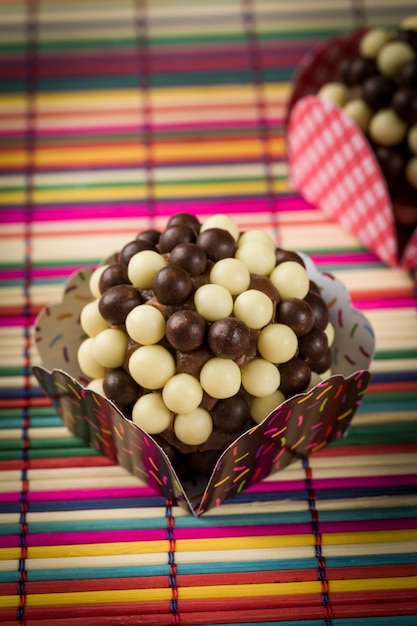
[174, 408, 213, 446]
[324, 322, 335, 347]
[269, 261, 309, 299]
[238, 228, 276, 250]
[127, 250, 167, 289]
[129, 344, 176, 389]
[377, 40, 416, 78]
[77, 337, 106, 379]
[235, 240, 277, 275]
[80, 299, 108, 337]
[359, 28, 393, 58]
[233, 289, 273, 329]
[125, 304, 166, 345]
[317, 82, 348, 106]
[257, 323, 298, 364]
[199, 357, 241, 399]
[86, 378, 105, 395]
[343, 99, 373, 133]
[92, 328, 128, 368]
[250, 390, 286, 424]
[241, 359, 281, 397]
[369, 109, 407, 146]
[89, 264, 108, 298]
[408, 124, 417, 155]
[162, 373, 203, 414]
[194, 283, 234, 321]
[405, 156, 417, 189]
[209, 258, 251, 295]
[132, 392, 172, 434]
[200, 214, 240, 241]
[401, 15, 417, 30]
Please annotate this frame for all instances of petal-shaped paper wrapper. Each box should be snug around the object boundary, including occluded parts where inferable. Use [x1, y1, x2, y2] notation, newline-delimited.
[33, 255, 374, 516]
[287, 30, 417, 269]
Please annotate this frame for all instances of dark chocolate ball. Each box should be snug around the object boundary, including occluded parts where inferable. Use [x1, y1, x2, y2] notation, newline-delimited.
[278, 357, 311, 396]
[208, 317, 251, 359]
[212, 396, 251, 433]
[304, 291, 329, 331]
[187, 449, 221, 475]
[336, 56, 356, 85]
[391, 88, 417, 124]
[166, 309, 206, 351]
[298, 328, 329, 363]
[275, 248, 305, 266]
[396, 28, 417, 52]
[398, 58, 417, 87]
[276, 298, 315, 337]
[308, 346, 333, 374]
[169, 242, 208, 276]
[120, 239, 156, 266]
[98, 263, 130, 293]
[98, 284, 142, 325]
[103, 368, 141, 406]
[196, 228, 236, 261]
[152, 266, 192, 305]
[136, 229, 161, 246]
[158, 225, 196, 253]
[349, 56, 378, 85]
[167, 212, 201, 233]
[362, 75, 395, 110]
[374, 146, 406, 183]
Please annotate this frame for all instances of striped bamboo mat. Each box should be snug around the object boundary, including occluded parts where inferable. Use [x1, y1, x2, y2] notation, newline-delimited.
[1, 1, 417, 624]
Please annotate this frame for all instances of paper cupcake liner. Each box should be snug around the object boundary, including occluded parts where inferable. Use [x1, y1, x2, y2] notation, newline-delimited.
[33, 254, 374, 516]
[287, 30, 417, 269]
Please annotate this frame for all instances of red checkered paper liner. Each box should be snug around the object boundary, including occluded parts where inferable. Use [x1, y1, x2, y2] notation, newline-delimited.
[287, 95, 417, 269]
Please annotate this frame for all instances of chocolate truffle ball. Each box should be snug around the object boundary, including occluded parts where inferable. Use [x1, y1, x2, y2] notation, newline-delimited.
[212, 395, 251, 433]
[98, 263, 131, 293]
[152, 266, 192, 305]
[103, 368, 141, 406]
[196, 228, 237, 261]
[169, 242, 208, 276]
[120, 239, 156, 266]
[98, 284, 142, 325]
[166, 309, 206, 352]
[167, 212, 201, 233]
[298, 328, 329, 363]
[208, 317, 251, 359]
[276, 298, 315, 337]
[136, 229, 161, 246]
[158, 225, 196, 253]
[278, 357, 311, 396]
[304, 291, 329, 330]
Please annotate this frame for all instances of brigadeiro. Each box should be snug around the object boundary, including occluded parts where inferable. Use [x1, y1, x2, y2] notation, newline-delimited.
[74, 212, 337, 478]
[314, 14, 417, 255]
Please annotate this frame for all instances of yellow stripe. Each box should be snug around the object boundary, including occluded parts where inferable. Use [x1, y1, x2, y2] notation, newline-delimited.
[1, 576, 417, 608]
[0, 140, 285, 169]
[0, 180, 290, 205]
[1, 530, 416, 562]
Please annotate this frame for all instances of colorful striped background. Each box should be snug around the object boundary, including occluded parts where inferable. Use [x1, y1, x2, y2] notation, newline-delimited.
[1, 1, 417, 624]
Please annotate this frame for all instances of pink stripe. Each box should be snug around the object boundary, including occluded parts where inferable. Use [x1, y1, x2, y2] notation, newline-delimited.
[0, 316, 38, 327]
[2, 517, 415, 549]
[248, 474, 417, 493]
[353, 298, 417, 309]
[309, 252, 381, 264]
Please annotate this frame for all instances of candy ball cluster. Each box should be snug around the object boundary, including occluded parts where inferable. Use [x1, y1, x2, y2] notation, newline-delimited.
[78, 213, 334, 475]
[316, 15, 417, 246]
